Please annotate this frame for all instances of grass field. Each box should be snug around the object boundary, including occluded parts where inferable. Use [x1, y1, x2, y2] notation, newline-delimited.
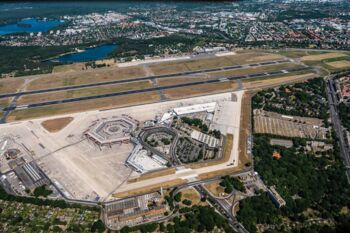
[0, 98, 9, 108]
[277, 50, 326, 58]
[27, 66, 146, 90]
[301, 52, 348, 61]
[326, 60, 350, 69]
[242, 72, 317, 90]
[208, 63, 301, 78]
[164, 81, 238, 99]
[204, 181, 228, 198]
[149, 52, 284, 75]
[41, 117, 74, 132]
[179, 187, 202, 206]
[52, 63, 86, 73]
[9, 91, 160, 121]
[0, 78, 24, 94]
[18, 80, 152, 104]
[156, 75, 210, 86]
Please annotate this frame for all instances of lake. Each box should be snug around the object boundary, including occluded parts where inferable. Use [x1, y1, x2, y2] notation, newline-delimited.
[51, 44, 118, 63]
[0, 18, 63, 36]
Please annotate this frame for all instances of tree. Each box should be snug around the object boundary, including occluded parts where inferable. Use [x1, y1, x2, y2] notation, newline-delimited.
[182, 199, 192, 206]
[174, 192, 182, 202]
[90, 220, 105, 233]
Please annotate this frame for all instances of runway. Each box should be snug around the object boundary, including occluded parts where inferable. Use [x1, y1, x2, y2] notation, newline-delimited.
[4, 66, 312, 111]
[0, 59, 291, 99]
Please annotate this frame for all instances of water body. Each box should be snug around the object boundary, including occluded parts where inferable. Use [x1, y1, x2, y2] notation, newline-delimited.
[0, 18, 63, 36]
[52, 44, 118, 63]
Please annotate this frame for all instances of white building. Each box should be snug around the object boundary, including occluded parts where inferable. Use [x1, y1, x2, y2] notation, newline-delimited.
[126, 144, 166, 173]
[173, 102, 216, 116]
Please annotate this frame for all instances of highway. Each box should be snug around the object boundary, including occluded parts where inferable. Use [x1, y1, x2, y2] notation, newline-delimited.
[3, 66, 312, 112]
[0, 59, 292, 99]
[326, 77, 350, 183]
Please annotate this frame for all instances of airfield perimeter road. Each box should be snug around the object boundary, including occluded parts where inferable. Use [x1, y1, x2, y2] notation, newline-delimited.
[326, 77, 350, 183]
[2, 66, 312, 112]
[0, 59, 292, 99]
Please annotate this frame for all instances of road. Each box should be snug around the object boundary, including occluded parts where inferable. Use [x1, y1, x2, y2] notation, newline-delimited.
[0, 59, 291, 99]
[2, 66, 312, 112]
[195, 185, 249, 233]
[326, 77, 350, 183]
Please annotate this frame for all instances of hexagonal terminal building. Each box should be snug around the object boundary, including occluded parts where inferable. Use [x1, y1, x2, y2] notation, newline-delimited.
[85, 115, 138, 148]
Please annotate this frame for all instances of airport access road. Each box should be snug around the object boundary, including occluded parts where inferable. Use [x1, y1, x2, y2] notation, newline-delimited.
[326, 77, 350, 183]
[4, 66, 313, 112]
[0, 59, 292, 99]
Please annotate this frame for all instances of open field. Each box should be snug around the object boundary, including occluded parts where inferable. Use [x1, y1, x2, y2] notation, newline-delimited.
[9, 91, 161, 121]
[52, 63, 86, 73]
[0, 78, 24, 94]
[277, 50, 326, 58]
[180, 187, 201, 206]
[17, 80, 152, 105]
[156, 75, 210, 86]
[113, 179, 186, 198]
[149, 62, 190, 75]
[148, 52, 284, 75]
[27, 66, 146, 90]
[242, 72, 317, 90]
[164, 81, 238, 99]
[41, 117, 74, 132]
[0, 98, 9, 108]
[301, 52, 347, 61]
[204, 181, 228, 198]
[326, 60, 350, 69]
[208, 63, 301, 78]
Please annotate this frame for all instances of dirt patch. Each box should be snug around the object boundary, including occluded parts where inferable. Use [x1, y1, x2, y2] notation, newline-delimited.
[204, 181, 228, 198]
[326, 60, 350, 69]
[41, 117, 74, 133]
[0, 78, 24, 94]
[301, 52, 347, 61]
